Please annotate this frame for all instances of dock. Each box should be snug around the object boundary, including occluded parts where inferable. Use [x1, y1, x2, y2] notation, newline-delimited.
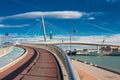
[72, 59, 120, 80]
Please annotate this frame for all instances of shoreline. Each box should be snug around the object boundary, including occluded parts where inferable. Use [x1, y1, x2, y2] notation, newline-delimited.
[73, 58, 120, 75]
[72, 59, 120, 80]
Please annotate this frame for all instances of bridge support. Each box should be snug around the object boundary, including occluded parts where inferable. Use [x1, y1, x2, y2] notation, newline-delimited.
[97, 46, 100, 53]
[41, 16, 47, 42]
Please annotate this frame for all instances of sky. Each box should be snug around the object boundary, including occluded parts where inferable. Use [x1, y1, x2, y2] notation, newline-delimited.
[0, 0, 120, 44]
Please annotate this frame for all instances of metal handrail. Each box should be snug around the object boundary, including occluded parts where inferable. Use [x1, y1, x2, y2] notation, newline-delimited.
[53, 45, 80, 80]
[21, 43, 80, 80]
[39, 45, 80, 80]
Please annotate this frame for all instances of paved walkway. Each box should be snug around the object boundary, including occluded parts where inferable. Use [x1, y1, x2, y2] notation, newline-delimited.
[72, 60, 120, 80]
[0, 47, 61, 80]
[21, 48, 59, 80]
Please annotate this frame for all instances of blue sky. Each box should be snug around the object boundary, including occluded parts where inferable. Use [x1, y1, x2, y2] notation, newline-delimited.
[0, 0, 120, 37]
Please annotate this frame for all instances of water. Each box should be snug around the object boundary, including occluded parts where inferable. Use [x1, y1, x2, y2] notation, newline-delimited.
[0, 46, 25, 68]
[72, 55, 120, 72]
[57, 44, 120, 72]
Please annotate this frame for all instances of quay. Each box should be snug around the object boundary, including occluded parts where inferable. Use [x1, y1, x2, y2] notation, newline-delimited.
[72, 59, 120, 80]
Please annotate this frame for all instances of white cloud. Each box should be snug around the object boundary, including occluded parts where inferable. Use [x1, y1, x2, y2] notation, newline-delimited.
[66, 34, 120, 45]
[0, 11, 105, 21]
[73, 34, 120, 45]
[0, 33, 119, 48]
[1, 11, 83, 20]
[0, 24, 30, 28]
[9, 34, 120, 45]
[88, 17, 95, 20]
[0, 24, 4, 27]
[84, 12, 104, 16]
[82, 12, 104, 20]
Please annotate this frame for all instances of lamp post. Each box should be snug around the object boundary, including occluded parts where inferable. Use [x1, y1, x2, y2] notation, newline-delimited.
[70, 32, 72, 53]
[5, 33, 9, 44]
[50, 31, 53, 40]
[70, 29, 78, 57]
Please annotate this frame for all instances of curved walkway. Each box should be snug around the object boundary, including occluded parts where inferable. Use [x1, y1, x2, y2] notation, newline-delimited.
[21, 48, 60, 80]
[0, 46, 62, 80]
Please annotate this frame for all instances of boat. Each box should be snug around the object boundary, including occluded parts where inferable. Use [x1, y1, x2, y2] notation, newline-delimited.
[89, 51, 101, 56]
[101, 46, 120, 56]
[66, 49, 77, 55]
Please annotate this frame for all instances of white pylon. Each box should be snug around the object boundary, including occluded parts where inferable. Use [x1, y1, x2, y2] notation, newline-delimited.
[41, 16, 47, 42]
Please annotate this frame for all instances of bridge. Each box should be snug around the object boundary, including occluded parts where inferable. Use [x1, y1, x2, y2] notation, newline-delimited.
[14, 16, 120, 48]
[26, 41, 120, 48]
[0, 43, 81, 80]
[1, 16, 120, 48]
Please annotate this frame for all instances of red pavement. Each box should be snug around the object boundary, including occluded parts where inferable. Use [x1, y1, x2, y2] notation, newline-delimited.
[0, 47, 60, 80]
[20, 48, 58, 80]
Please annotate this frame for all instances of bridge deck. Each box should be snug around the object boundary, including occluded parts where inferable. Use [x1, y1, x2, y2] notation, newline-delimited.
[21, 48, 58, 80]
[0, 47, 61, 80]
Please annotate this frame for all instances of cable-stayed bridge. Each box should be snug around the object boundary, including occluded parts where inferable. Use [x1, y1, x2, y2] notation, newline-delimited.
[25, 41, 120, 47]
[1, 16, 119, 49]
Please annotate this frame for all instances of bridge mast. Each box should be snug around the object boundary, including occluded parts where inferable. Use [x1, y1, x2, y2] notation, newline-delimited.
[41, 16, 47, 42]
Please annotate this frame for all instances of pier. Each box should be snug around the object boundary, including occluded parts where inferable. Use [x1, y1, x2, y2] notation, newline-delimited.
[72, 59, 120, 80]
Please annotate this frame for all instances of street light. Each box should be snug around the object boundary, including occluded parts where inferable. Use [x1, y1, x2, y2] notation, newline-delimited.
[70, 29, 78, 57]
[5, 33, 9, 44]
[50, 31, 53, 40]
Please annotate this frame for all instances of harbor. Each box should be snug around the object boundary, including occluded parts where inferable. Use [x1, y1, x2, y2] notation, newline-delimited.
[0, 17, 120, 79]
[72, 59, 120, 80]
[0, 0, 120, 80]
[0, 43, 120, 80]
